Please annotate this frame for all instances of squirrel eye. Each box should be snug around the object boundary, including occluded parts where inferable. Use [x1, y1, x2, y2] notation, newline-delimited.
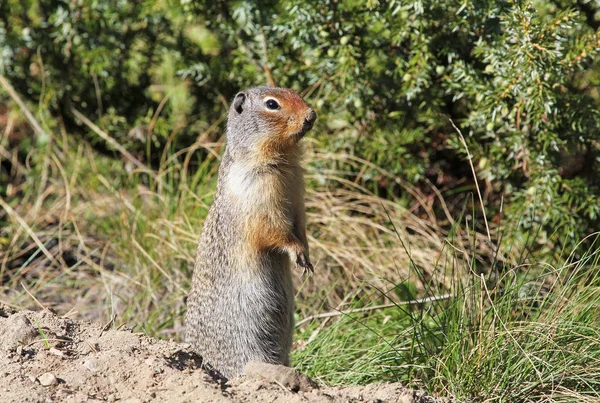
[265, 99, 281, 110]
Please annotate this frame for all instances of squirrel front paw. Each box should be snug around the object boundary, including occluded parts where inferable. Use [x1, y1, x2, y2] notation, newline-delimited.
[295, 251, 313, 275]
[284, 239, 313, 275]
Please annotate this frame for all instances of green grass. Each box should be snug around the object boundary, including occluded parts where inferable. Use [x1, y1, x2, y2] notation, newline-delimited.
[2, 104, 600, 401]
[293, 230, 600, 401]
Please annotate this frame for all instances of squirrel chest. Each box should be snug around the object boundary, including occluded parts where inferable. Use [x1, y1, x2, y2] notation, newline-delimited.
[224, 161, 303, 258]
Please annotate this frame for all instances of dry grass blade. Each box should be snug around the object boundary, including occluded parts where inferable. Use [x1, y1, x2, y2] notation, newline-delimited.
[450, 119, 492, 244]
[0, 73, 49, 139]
[131, 239, 186, 293]
[296, 293, 453, 327]
[0, 197, 58, 265]
[21, 282, 49, 311]
[71, 108, 157, 180]
[294, 150, 501, 314]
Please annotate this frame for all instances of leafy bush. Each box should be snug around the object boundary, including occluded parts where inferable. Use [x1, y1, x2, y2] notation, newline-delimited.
[1, 0, 599, 250]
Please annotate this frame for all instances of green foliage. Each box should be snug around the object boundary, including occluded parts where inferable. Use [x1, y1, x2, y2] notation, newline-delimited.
[1, 0, 599, 250]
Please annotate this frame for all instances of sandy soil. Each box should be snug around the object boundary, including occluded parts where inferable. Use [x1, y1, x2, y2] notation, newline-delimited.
[0, 303, 446, 403]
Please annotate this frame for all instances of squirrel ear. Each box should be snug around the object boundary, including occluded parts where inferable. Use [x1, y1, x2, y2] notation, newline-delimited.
[233, 92, 246, 114]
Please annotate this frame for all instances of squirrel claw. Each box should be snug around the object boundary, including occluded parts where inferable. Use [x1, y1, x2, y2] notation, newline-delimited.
[296, 254, 313, 275]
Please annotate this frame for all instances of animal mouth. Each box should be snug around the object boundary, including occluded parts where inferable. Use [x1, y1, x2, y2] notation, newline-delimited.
[296, 110, 317, 138]
[297, 121, 314, 138]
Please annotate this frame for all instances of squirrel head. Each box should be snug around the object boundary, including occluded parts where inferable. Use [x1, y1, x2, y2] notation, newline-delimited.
[225, 86, 317, 165]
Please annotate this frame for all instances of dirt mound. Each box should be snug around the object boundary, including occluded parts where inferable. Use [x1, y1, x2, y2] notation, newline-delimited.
[0, 304, 445, 402]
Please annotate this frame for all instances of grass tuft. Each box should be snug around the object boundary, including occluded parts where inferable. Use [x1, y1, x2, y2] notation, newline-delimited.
[294, 227, 600, 401]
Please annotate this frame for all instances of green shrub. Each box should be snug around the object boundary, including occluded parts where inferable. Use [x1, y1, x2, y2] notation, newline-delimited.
[1, 0, 599, 251]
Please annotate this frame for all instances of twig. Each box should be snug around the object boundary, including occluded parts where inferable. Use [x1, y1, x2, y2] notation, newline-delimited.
[450, 119, 492, 244]
[86, 340, 99, 353]
[71, 108, 157, 180]
[92, 72, 103, 118]
[295, 293, 453, 327]
[259, 24, 276, 86]
[98, 313, 117, 337]
[0, 73, 49, 139]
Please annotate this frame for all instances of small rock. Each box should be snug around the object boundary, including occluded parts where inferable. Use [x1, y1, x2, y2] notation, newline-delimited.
[38, 372, 57, 386]
[84, 358, 98, 372]
[49, 347, 64, 357]
[27, 375, 36, 383]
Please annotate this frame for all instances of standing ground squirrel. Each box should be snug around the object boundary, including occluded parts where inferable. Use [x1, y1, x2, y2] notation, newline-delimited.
[184, 86, 317, 379]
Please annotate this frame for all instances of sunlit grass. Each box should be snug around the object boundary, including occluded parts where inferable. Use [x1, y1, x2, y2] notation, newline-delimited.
[294, 227, 600, 401]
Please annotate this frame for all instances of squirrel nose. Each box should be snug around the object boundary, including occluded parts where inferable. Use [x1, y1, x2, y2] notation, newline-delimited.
[306, 110, 317, 125]
[303, 110, 317, 131]
[298, 109, 317, 137]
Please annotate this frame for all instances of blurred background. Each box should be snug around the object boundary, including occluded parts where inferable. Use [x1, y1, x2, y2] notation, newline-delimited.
[1, 0, 600, 399]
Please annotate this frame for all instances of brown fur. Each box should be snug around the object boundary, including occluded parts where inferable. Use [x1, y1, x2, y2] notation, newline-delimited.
[247, 214, 302, 254]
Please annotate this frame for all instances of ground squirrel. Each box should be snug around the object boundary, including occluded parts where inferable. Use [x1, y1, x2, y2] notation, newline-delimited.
[184, 86, 317, 379]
